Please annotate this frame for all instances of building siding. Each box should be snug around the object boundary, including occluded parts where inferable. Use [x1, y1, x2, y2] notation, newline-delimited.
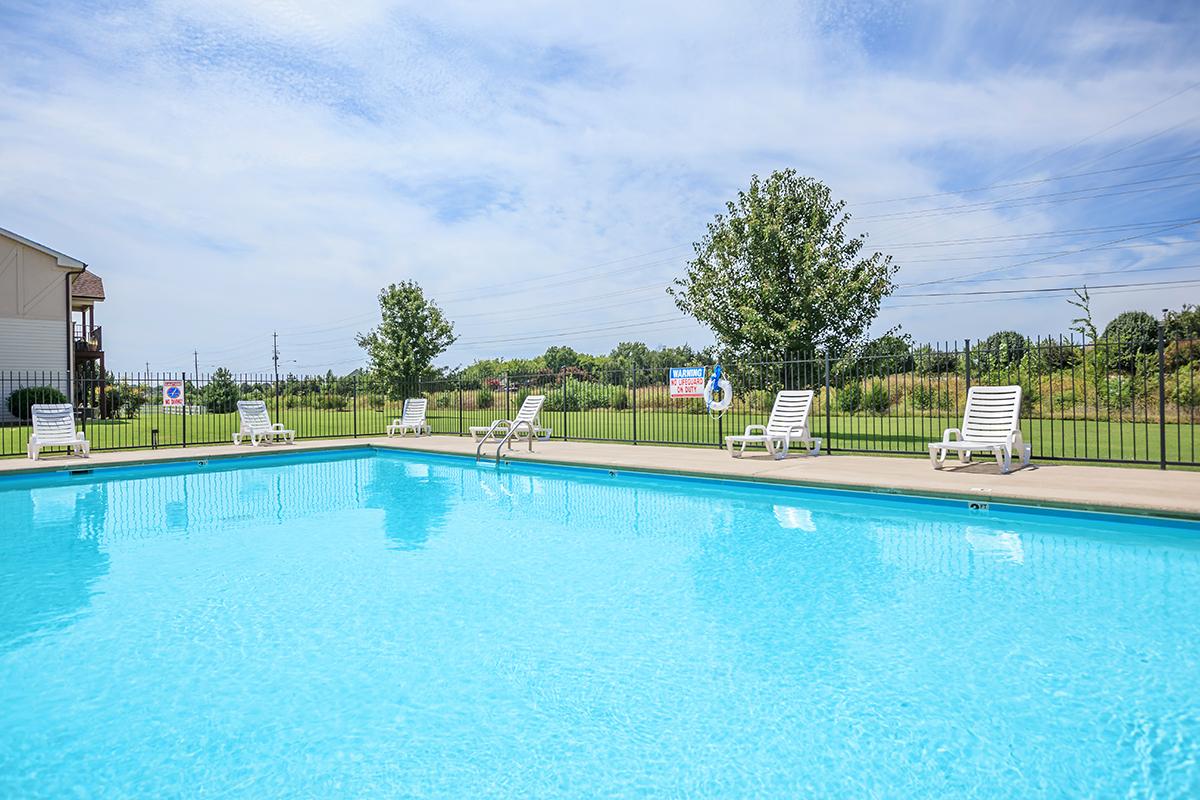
[0, 317, 71, 423]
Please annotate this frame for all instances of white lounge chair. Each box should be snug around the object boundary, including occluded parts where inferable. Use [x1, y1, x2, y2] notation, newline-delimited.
[470, 395, 551, 443]
[929, 385, 1031, 474]
[28, 403, 89, 460]
[233, 400, 295, 446]
[725, 390, 822, 459]
[387, 398, 431, 437]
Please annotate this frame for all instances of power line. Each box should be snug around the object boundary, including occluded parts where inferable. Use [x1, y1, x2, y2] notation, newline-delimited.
[851, 152, 1200, 206]
[906, 261, 1200, 286]
[875, 217, 1199, 249]
[893, 276, 1200, 299]
[882, 281, 1200, 310]
[857, 173, 1200, 222]
[899, 218, 1200, 288]
[986, 79, 1200, 186]
[899, 239, 1199, 265]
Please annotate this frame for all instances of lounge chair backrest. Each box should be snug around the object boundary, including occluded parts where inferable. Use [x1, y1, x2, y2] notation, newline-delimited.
[31, 404, 78, 444]
[402, 398, 427, 424]
[765, 390, 814, 436]
[514, 395, 545, 425]
[237, 400, 272, 432]
[961, 385, 1023, 444]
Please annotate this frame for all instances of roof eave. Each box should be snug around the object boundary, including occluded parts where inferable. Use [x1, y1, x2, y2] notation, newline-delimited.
[0, 226, 87, 270]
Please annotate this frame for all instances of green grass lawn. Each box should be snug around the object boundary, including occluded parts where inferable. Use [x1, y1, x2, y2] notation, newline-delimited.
[3, 403, 1195, 466]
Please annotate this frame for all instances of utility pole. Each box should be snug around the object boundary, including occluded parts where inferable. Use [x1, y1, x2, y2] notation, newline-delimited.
[273, 331, 281, 419]
[193, 351, 199, 377]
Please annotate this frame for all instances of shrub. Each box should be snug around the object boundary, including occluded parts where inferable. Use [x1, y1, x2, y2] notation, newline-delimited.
[837, 383, 862, 413]
[515, 388, 532, 409]
[96, 383, 143, 419]
[576, 385, 627, 411]
[913, 345, 959, 375]
[744, 388, 774, 412]
[974, 330, 1027, 373]
[1102, 310, 1158, 371]
[435, 391, 453, 409]
[476, 387, 494, 409]
[1053, 390, 1077, 410]
[285, 394, 305, 409]
[367, 394, 385, 411]
[7, 385, 68, 420]
[908, 384, 950, 411]
[1098, 376, 1132, 411]
[318, 393, 348, 411]
[1172, 365, 1200, 409]
[1023, 340, 1078, 373]
[863, 381, 890, 413]
[1164, 339, 1200, 371]
[543, 389, 581, 412]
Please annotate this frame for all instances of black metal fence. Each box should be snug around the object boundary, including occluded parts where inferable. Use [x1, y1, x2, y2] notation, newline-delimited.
[3, 331, 1199, 467]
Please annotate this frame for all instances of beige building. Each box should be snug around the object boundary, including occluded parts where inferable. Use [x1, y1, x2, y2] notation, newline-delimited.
[0, 227, 106, 419]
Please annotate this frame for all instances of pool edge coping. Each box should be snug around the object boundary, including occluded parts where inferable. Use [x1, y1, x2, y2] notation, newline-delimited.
[4, 437, 1198, 523]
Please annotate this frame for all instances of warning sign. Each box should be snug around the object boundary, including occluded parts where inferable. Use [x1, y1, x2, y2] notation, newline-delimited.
[669, 367, 705, 398]
[163, 380, 185, 407]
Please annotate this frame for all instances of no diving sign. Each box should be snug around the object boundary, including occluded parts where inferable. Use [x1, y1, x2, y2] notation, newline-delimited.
[163, 380, 185, 407]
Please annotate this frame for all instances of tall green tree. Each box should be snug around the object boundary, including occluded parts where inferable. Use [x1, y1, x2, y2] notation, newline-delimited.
[670, 170, 897, 359]
[357, 281, 456, 396]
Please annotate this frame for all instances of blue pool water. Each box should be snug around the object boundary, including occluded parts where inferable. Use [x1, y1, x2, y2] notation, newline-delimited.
[1, 449, 1199, 797]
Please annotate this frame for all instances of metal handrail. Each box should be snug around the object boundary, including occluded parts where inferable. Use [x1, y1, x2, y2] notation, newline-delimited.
[475, 418, 536, 462]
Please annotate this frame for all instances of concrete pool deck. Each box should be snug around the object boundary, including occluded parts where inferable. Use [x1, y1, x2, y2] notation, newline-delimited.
[3, 435, 1199, 519]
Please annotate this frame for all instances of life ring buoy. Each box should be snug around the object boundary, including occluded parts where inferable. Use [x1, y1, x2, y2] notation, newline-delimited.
[704, 375, 733, 412]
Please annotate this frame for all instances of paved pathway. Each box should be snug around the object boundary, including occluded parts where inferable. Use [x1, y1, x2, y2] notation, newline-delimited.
[4, 435, 1198, 518]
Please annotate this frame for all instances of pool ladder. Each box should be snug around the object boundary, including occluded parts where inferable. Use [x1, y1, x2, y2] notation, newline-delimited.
[475, 419, 536, 463]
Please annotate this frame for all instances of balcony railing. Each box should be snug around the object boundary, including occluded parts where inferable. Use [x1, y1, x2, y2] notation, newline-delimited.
[73, 323, 103, 355]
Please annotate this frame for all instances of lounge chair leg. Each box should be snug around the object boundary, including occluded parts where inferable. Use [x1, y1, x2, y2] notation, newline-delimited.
[929, 446, 944, 470]
[996, 447, 1009, 474]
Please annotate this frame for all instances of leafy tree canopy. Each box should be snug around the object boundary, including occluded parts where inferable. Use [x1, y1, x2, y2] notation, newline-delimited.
[357, 281, 456, 394]
[1165, 304, 1200, 339]
[202, 367, 240, 413]
[669, 170, 897, 359]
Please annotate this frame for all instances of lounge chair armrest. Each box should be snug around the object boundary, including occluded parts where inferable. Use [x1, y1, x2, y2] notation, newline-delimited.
[743, 424, 767, 436]
[782, 424, 810, 438]
[941, 428, 962, 443]
[270, 423, 287, 431]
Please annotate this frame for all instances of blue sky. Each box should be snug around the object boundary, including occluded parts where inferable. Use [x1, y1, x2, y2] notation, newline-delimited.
[1, 0, 1198, 373]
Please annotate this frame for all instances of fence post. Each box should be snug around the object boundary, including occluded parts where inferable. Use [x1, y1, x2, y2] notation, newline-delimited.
[181, 372, 187, 448]
[457, 382, 464, 436]
[353, 374, 358, 438]
[964, 339, 972, 392]
[823, 351, 831, 453]
[563, 374, 569, 441]
[1158, 319, 1167, 470]
[505, 372, 511, 420]
[631, 365, 638, 445]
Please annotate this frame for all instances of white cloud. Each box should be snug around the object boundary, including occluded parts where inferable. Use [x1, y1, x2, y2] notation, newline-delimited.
[0, 0, 1197, 372]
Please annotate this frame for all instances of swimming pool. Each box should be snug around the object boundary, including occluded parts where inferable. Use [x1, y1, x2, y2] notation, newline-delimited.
[1, 448, 1198, 797]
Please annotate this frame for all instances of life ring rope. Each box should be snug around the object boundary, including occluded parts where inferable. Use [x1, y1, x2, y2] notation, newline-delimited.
[704, 365, 733, 416]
